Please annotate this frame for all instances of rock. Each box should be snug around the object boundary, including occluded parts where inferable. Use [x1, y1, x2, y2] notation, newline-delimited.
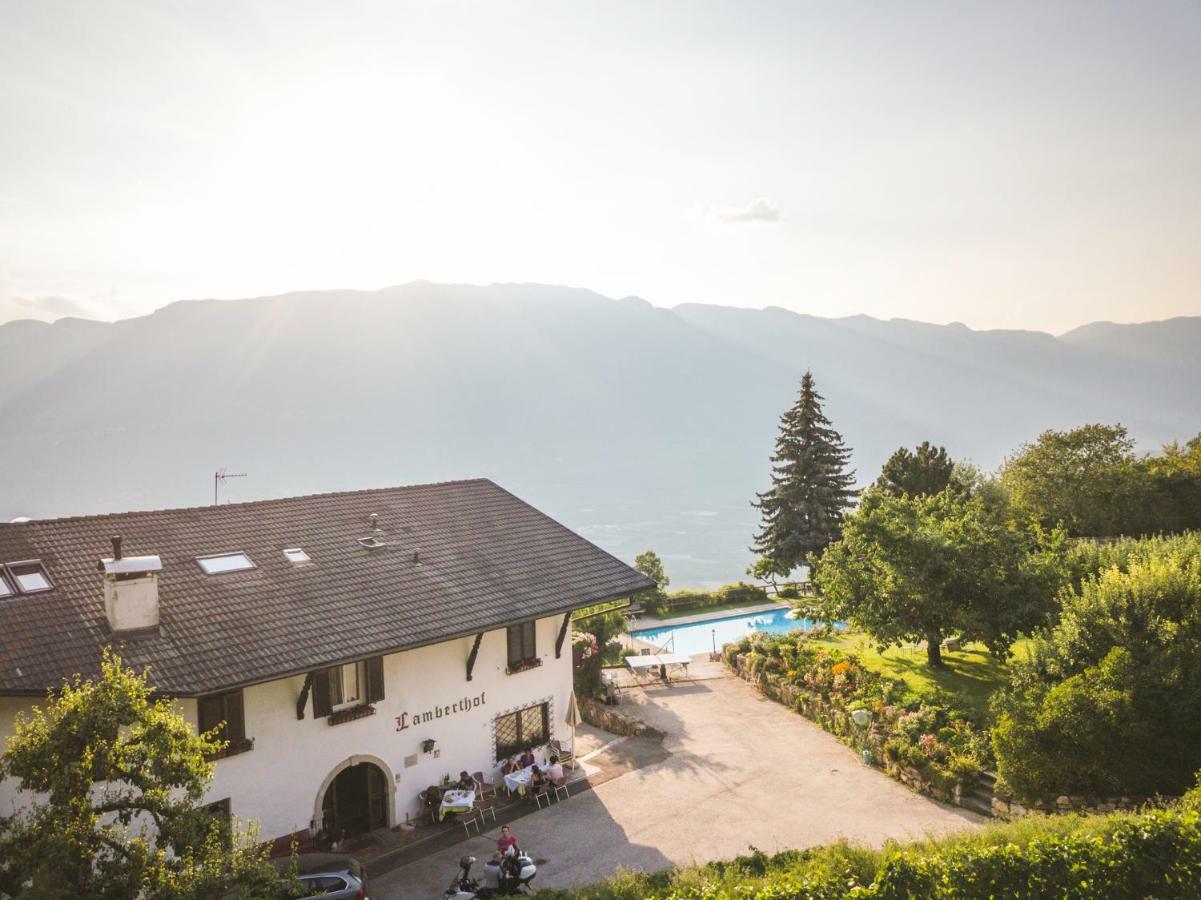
[1056, 795, 1072, 809]
[1011, 802, 1028, 817]
[991, 797, 1009, 816]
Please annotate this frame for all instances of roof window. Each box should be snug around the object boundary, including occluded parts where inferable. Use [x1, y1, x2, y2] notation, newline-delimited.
[196, 552, 256, 575]
[6, 560, 53, 593]
[283, 548, 311, 565]
[0, 571, 13, 598]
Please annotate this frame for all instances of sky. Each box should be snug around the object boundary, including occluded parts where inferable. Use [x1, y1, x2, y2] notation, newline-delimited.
[1, 0, 1199, 333]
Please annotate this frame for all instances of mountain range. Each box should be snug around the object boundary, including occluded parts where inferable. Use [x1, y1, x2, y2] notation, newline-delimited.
[2, 282, 1198, 586]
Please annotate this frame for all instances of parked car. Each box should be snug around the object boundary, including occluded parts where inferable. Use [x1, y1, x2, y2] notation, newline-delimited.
[273, 853, 369, 899]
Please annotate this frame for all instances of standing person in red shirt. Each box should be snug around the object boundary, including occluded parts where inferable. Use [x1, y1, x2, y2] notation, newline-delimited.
[497, 824, 519, 856]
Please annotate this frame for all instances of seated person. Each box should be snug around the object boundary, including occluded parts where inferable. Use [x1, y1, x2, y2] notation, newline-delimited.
[457, 770, 478, 791]
[419, 786, 442, 819]
[501, 755, 521, 775]
[545, 755, 564, 783]
[518, 747, 536, 768]
[529, 765, 549, 798]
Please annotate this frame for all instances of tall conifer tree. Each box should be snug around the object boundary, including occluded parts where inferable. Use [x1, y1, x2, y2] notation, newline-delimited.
[751, 371, 856, 573]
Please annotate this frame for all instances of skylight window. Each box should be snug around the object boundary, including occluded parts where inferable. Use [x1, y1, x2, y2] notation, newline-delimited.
[7, 561, 52, 593]
[196, 553, 256, 575]
[0, 572, 13, 598]
[283, 548, 311, 565]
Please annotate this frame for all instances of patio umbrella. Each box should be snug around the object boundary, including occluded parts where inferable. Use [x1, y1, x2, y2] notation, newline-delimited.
[566, 691, 582, 763]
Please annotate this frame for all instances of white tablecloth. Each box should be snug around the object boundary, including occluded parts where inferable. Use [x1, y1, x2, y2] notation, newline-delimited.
[503, 765, 537, 795]
[439, 789, 475, 820]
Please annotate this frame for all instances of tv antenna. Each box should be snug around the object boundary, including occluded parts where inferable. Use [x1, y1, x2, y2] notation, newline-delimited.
[213, 468, 247, 505]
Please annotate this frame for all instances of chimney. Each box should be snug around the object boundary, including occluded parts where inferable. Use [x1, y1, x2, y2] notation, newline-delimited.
[99, 536, 162, 637]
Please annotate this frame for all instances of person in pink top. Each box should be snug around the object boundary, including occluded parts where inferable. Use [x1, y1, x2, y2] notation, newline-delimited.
[497, 824, 519, 855]
[545, 755, 564, 782]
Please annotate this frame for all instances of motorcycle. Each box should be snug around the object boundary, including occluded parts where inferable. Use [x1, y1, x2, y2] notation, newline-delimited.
[443, 850, 537, 898]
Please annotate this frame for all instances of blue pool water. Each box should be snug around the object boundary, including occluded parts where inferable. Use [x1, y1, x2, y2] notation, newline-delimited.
[632, 607, 827, 656]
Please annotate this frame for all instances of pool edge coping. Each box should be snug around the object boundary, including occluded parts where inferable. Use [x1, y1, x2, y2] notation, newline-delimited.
[629, 600, 792, 632]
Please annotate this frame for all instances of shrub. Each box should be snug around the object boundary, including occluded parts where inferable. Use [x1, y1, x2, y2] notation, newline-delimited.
[993, 550, 1201, 802]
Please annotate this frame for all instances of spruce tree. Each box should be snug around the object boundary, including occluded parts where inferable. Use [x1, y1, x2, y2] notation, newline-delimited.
[751, 371, 856, 574]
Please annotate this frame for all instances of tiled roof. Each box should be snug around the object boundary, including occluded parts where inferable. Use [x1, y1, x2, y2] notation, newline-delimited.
[0, 480, 652, 695]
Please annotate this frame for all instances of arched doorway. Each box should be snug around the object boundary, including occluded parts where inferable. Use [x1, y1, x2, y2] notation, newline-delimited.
[317, 757, 393, 839]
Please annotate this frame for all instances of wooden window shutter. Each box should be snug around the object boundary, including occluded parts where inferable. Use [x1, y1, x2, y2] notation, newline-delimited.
[224, 690, 245, 744]
[524, 621, 537, 658]
[312, 668, 333, 717]
[507, 626, 522, 667]
[197, 694, 223, 737]
[365, 656, 385, 704]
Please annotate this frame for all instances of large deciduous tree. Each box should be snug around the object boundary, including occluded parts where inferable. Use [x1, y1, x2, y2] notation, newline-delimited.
[0, 650, 280, 899]
[1000, 423, 1163, 537]
[875, 441, 955, 498]
[751, 371, 856, 576]
[632, 549, 670, 615]
[1150, 434, 1201, 532]
[814, 489, 1062, 667]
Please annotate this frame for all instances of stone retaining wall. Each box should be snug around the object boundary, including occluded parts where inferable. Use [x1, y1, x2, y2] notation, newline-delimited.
[991, 793, 1144, 819]
[580, 697, 647, 737]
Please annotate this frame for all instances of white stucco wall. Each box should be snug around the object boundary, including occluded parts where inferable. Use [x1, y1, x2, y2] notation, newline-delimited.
[0, 615, 573, 843]
[194, 613, 573, 840]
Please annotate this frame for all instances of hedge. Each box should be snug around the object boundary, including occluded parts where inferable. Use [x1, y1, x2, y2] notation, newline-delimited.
[536, 788, 1201, 898]
[647, 582, 769, 616]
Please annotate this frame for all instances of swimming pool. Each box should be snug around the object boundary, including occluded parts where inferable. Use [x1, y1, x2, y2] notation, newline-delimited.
[631, 607, 828, 656]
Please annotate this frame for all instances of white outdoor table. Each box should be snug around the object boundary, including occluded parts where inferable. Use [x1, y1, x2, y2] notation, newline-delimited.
[503, 765, 536, 796]
[439, 789, 476, 821]
[625, 653, 692, 684]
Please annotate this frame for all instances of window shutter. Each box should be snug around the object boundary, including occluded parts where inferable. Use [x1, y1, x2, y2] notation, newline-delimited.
[507, 626, 522, 667]
[312, 669, 333, 717]
[224, 690, 245, 744]
[365, 656, 385, 704]
[524, 621, 537, 659]
[197, 694, 223, 737]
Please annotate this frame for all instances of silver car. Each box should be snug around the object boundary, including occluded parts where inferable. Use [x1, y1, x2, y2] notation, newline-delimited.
[274, 853, 369, 899]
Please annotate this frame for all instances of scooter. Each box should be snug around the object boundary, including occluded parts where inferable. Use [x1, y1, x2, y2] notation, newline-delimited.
[443, 851, 537, 898]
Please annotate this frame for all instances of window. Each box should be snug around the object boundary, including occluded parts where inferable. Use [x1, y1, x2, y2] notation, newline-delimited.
[203, 797, 232, 845]
[507, 621, 537, 668]
[0, 572, 13, 598]
[283, 548, 311, 565]
[494, 701, 549, 761]
[197, 689, 251, 758]
[195, 552, 255, 575]
[330, 661, 363, 709]
[303, 877, 349, 894]
[5, 560, 52, 593]
[312, 656, 385, 718]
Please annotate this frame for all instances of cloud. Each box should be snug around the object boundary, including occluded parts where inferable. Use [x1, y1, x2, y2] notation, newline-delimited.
[13, 295, 92, 318]
[715, 198, 782, 224]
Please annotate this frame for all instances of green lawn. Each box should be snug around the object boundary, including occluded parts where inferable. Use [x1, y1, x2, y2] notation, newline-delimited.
[808, 631, 1034, 718]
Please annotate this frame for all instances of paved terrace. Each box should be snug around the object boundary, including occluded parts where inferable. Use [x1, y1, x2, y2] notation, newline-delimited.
[372, 666, 981, 898]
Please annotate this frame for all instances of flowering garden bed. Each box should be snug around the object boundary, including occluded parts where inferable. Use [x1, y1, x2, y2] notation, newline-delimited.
[724, 632, 991, 806]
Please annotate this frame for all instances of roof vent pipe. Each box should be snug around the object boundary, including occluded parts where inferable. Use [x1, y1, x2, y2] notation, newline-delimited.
[111, 535, 123, 562]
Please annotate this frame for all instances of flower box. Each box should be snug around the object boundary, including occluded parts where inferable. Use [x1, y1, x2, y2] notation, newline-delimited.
[327, 704, 376, 726]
